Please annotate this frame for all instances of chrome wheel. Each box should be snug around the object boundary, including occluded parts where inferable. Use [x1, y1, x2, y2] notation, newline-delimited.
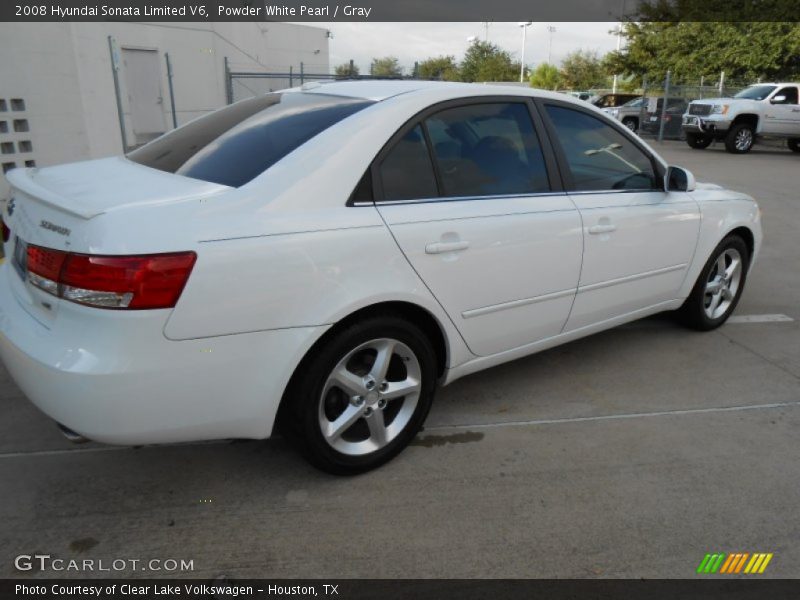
[735, 128, 753, 151]
[318, 338, 422, 456]
[703, 248, 742, 320]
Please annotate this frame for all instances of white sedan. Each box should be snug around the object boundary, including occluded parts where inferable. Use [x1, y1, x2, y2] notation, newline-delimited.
[0, 81, 762, 473]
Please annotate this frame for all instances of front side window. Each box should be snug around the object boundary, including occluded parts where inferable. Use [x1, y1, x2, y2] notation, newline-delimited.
[773, 87, 799, 104]
[424, 102, 550, 197]
[545, 105, 658, 192]
[128, 92, 374, 188]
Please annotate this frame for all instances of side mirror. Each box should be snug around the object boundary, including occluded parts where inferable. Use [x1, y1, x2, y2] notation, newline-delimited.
[665, 166, 696, 192]
[771, 95, 787, 104]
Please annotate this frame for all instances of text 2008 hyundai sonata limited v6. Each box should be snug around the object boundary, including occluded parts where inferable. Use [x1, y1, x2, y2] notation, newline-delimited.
[0, 81, 762, 474]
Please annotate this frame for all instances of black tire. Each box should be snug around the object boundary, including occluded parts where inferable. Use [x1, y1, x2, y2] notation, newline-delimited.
[724, 123, 755, 154]
[686, 132, 713, 149]
[677, 235, 750, 331]
[622, 117, 638, 133]
[279, 314, 437, 475]
[788, 138, 800, 153]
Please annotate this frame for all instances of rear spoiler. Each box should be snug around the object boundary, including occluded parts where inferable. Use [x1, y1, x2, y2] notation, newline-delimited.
[6, 168, 101, 219]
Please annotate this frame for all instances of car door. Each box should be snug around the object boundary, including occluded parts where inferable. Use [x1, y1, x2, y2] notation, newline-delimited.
[537, 100, 701, 331]
[763, 86, 800, 135]
[370, 98, 583, 357]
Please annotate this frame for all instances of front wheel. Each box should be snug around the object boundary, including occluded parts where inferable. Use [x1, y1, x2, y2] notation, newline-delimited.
[677, 235, 749, 331]
[280, 315, 437, 475]
[788, 138, 800, 153]
[622, 117, 638, 133]
[686, 132, 713, 149]
[724, 123, 755, 153]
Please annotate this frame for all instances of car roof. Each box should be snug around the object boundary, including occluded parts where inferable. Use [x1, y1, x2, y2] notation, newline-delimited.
[294, 79, 576, 104]
[748, 82, 799, 86]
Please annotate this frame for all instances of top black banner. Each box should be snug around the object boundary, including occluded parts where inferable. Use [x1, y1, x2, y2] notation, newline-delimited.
[2, 0, 799, 22]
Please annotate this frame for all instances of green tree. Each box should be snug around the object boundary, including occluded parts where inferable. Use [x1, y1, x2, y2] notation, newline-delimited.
[418, 55, 460, 81]
[370, 56, 403, 78]
[529, 63, 562, 90]
[460, 40, 521, 82]
[605, 22, 800, 83]
[334, 62, 359, 79]
[559, 50, 607, 90]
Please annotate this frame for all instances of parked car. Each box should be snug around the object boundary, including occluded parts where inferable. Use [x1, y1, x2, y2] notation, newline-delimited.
[0, 81, 762, 474]
[591, 93, 641, 109]
[683, 82, 800, 153]
[602, 96, 647, 132]
[641, 100, 690, 139]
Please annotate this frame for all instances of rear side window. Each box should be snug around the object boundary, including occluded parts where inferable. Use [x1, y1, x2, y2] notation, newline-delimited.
[379, 125, 439, 201]
[128, 92, 374, 187]
[425, 102, 549, 197]
[544, 105, 658, 192]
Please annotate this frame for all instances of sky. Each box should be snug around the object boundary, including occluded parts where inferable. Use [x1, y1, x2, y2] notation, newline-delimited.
[315, 22, 622, 74]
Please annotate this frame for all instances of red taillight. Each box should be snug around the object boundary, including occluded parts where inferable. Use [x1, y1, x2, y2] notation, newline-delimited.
[26, 245, 196, 310]
[1, 220, 9, 243]
[28, 245, 68, 281]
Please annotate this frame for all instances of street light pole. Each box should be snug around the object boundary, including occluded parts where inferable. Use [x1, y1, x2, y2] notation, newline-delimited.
[518, 22, 532, 83]
[612, 25, 622, 93]
[613, 0, 626, 94]
[546, 25, 556, 64]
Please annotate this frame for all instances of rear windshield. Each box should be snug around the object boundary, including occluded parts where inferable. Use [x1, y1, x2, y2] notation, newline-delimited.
[128, 92, 374, 187]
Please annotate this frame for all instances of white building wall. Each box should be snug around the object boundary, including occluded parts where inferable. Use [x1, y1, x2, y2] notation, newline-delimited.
[0, 21, 330, 204]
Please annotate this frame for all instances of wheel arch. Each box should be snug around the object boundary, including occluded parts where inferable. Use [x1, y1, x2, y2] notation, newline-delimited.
[726, 225, 755, 265]
[273, 300, 451, 435]
[732, 113, 759, 131]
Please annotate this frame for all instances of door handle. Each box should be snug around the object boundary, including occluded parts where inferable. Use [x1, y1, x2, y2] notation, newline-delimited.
[588, 224, 617, 234]
[425, 240, 470, 254]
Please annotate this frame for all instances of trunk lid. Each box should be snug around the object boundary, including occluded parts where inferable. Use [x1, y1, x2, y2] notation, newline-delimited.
[6, 156, 229, 220]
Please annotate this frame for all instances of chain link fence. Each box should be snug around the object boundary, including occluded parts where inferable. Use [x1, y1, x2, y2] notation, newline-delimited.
[634, 73, 750, 141]
[224, 59, 338, 103]
[224, 59, 426, 104]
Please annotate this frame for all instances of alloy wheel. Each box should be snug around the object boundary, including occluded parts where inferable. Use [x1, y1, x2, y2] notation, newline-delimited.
[703, 248, 742, 320]
[735, 128, 753, 152]
[318, 338, 422, 456]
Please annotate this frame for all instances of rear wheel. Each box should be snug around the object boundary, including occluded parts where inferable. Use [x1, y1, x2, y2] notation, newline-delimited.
[788, 139, 800, 153]
[280, 315, 437, 475]
[724, 123, 755, 154]
[686, 132, 713, 149]
[677, 235, 749, 331]
[622, 117, 638, 133]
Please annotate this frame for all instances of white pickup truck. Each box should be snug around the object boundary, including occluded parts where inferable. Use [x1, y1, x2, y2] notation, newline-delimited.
[682, 83, 800, 154]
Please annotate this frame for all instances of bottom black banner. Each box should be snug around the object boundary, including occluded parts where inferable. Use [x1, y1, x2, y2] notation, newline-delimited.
[3, 579, 800, 600]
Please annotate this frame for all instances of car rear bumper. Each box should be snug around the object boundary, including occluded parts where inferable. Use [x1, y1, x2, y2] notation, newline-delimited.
[0, 264, 326, 445]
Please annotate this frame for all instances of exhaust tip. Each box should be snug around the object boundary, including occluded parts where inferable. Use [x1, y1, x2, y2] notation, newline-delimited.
[57, 423, 90, 444]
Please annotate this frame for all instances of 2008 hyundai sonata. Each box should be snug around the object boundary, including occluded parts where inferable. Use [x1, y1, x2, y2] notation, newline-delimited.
[0, 81, 761, 473]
